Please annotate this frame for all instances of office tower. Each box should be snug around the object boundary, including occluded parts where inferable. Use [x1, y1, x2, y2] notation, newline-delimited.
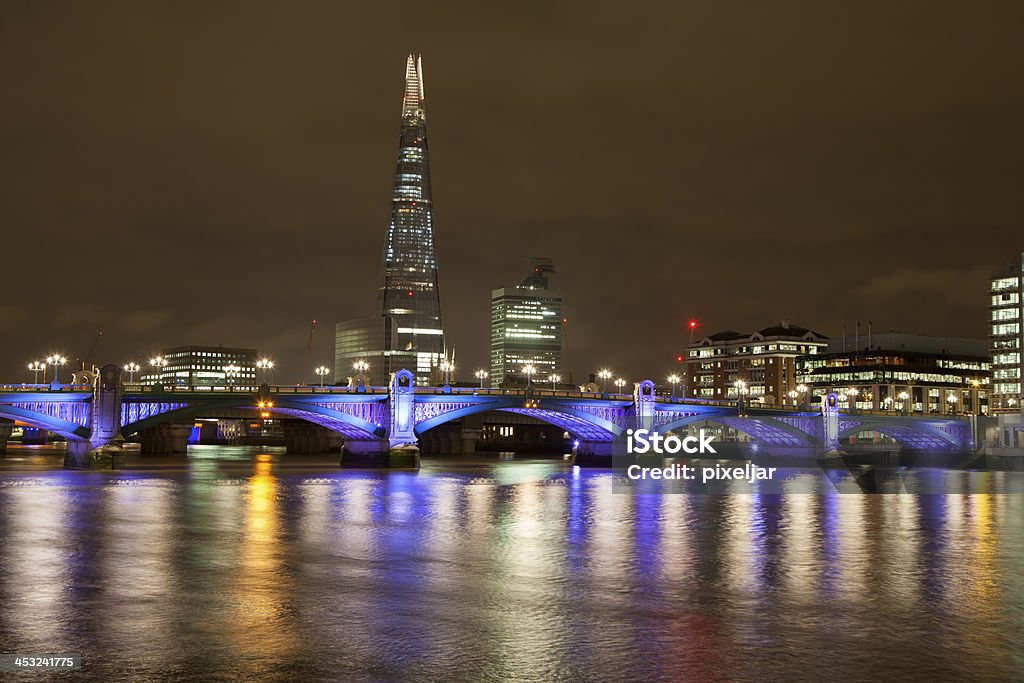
[139, 346, 258, 387]
[490, 258, 564, 387]
[990, 254, 1024, 413]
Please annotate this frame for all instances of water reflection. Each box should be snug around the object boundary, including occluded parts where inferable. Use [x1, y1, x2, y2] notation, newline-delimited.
[0, 453, 1021, 680]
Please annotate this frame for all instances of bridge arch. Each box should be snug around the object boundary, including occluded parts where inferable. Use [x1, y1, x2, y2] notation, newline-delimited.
[657, 412, 818, 447]
[121, 397, 385, 440]
[838, 419, 963, 450]
[414, 398, 625, 441]
[0, 405, 90, 441]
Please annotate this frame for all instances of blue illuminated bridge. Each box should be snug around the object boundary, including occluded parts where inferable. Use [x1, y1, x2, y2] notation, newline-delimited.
[0, 365, 977, 468]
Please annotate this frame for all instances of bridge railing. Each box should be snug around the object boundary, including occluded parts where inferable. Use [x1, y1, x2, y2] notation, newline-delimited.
[0, 383, 93, 392]
[121, 383, 390, 395]
[415, 387, 636, 400]
[268, 385, 388, 395]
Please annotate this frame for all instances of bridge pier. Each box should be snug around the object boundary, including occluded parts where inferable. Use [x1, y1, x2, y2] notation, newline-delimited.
[573, 440, 613, 467]
[0, 421, 12, 454]
[340, 439, 419, 469]
[283, 421, 341, 454]
[62, 439, 128, 469]
[139, 424, 193, 454]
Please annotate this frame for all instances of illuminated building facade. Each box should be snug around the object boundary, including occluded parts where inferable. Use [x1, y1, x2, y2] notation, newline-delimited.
[490, 258, 564, 387]
[335, 54, 446, 386]
[684, 321, 828, 403]
[990, 254, 1024, 413]
[796, 334, 989, 414]
[140, 346, 257, 387]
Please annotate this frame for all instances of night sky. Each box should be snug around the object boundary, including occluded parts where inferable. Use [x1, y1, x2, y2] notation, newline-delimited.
[2, 2, 1022, 384]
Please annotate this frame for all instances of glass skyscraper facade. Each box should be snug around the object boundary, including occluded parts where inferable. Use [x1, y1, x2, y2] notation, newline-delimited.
[335, 54, 446, 386]
[490, 258, 564, 387]
[990, 252, 1024, 413]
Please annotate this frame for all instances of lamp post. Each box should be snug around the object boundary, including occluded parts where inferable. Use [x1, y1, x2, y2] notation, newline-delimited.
[474, 369, 488, 389]
[846, 387, 859, 413]
[522, 364, 536, 390]
[597, 369, 612, 393]
[256, 358, 274, 385]
[124, 362, 140, 383]
[353, 360, 369, 386]
[28, 361, 44, 384]
[549, 373, 561, 391]
[796, 383, 808, 409]
[439, 360, 454, 387]
[883, 395, 894, 412]
[668, 374, 680, 398]
[947, 393, 958, 415]
[149, 356, 167, 386]
[315, 365, 331, 387]
[47, 354, 67, 384]
[734, 379, 748, 413]
[898, 391, 909, 415]
[971, 379, 981, 415]
[614, 377, 626, 393]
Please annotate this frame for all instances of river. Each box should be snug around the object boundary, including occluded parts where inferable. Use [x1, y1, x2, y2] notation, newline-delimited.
[0, 446, 1022, 681]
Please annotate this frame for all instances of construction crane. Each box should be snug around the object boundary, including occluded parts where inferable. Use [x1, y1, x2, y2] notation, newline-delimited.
[80, 331, 103, 370]
[301, 319, 318, 385]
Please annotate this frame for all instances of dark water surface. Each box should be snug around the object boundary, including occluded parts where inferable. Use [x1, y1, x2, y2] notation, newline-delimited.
[0, 446, 1022, 681]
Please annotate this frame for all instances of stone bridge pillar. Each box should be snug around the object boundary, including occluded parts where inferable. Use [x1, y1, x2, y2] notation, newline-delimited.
[573, 440, 613, 467]
[139, 424, 193, 454]
[0, 420, 13, 455]
[633, 380, 656, 431]
[340, 369, 419, 468]
[66, 364, 127, 469]
[90, 364, 124, 449]
[821, 392, 840, 454]
[283, 421, 337, 454]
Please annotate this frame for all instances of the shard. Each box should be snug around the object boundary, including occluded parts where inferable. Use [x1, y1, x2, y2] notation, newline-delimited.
[335, 54, 446, 386]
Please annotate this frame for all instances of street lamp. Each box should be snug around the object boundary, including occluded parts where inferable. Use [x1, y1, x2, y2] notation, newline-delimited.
[46, 354, 67, 384]
[28, 361, 45, 384]
[667, 374, 680, 398]
[124, 362, 140, 383]
[149, 356, 167, 385]
[796, 383, 808, 407]
[734, 379, 749, 412]
[787, 389, 798, 405]
[474, 369, 488, 389]
[947, 393, 958, 415]
[549, 373, 561, 390]
[353, 360, 369, 386]
[149, 356, 167, 387]
[522, 364, 536, 389]
[315, 365, 331, 387]
[597, 369, 612, 393]
[256, 358, 275, 385]
[614, 377, 626, 393]
[898, 391, 909, 414]
[439, 360, 454, 387]
[883, 396, 894, 411]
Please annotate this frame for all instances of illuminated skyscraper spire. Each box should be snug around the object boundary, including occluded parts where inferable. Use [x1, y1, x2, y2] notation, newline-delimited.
[402, 54, 425, 119]
[337, 54, 445, 386]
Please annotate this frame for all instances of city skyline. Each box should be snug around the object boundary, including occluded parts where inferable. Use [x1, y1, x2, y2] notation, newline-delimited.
[1, 3, 1022, 384]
